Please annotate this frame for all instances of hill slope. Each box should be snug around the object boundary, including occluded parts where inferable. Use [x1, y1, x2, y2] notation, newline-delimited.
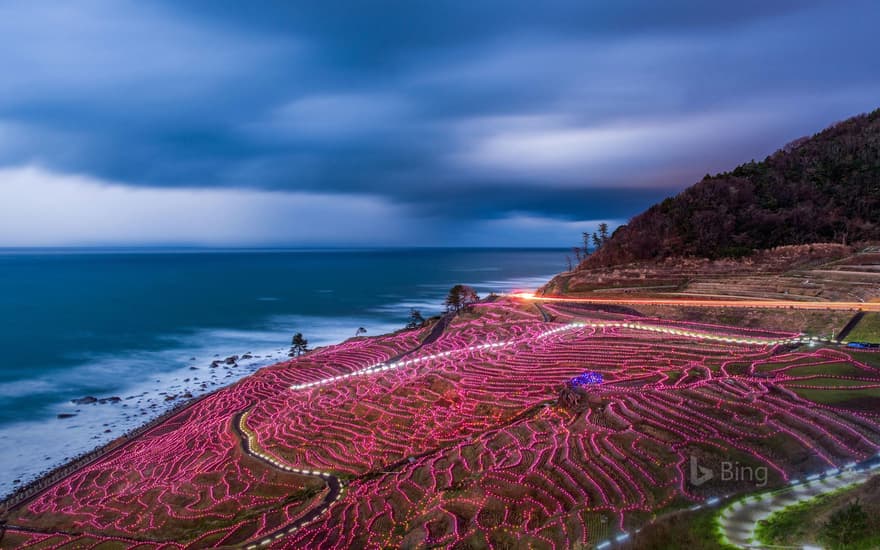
[586, 108, 880, 267]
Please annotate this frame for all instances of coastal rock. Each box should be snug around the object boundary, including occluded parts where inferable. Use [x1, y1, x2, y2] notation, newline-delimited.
[57, 413, 77, 419]
[71, 396, 98, 405]
[224, 355, 239, 365]
[97, 396, 121, 404]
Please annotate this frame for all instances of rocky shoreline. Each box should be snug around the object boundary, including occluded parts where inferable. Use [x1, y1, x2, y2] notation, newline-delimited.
[1, 386, 218, 510]
[0, 350, 289, 503]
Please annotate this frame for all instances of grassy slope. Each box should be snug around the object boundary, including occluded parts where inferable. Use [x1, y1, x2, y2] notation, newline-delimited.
[846, 313, 880, 344]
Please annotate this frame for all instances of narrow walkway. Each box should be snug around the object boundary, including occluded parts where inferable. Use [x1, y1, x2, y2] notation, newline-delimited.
[233, 411, 344, 549]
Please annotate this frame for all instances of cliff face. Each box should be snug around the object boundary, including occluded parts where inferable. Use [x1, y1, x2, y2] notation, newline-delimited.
[582, 108, 880, 268]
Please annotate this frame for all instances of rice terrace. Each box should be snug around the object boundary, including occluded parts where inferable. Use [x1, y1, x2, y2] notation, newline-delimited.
[4, 290, 880, 548]
[1, 2, 880, 549]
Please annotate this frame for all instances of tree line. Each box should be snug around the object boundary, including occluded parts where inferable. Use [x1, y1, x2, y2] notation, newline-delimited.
[583, 108, 880, 267]
[566, 223, 610, 271]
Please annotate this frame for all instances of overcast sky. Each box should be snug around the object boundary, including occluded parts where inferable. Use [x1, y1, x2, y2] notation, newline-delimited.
[0, 0, 878, 247]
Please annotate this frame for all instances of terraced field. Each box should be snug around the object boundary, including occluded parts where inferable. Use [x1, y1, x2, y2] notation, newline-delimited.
[4, 299, 880, 549]
[677, 250, 880, 304]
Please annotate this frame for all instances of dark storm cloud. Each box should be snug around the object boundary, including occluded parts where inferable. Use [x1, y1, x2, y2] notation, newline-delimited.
[0, 0, 878, 245]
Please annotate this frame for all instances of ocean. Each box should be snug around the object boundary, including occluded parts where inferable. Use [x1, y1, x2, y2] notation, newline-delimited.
[0, 247, 565, 495]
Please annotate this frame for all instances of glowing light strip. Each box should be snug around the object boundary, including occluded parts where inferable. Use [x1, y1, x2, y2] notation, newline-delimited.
[290, 341, 515, 390]
[238, 412, 345, 549]
[290, 321, 804, 391]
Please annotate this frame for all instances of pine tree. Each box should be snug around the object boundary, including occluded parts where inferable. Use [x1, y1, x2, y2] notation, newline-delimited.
[598, 223, 610, 244]
[445, 284, 480, 313]
[406, 309, 426, 329]
[289, 332, 309, 357]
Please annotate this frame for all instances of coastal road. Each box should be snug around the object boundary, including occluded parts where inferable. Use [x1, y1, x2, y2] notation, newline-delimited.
[511, 292, 880, 312]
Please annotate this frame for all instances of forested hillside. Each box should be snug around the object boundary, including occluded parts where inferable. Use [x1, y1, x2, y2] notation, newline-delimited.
[585, 108, 880, 267]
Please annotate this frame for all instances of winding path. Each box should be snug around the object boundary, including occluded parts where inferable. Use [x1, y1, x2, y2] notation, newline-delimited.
[718, 460, 880, 548]
[233, 410, 344, 549]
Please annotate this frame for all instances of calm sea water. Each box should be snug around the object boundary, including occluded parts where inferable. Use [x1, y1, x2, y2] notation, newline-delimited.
[0, 248, 564, 493]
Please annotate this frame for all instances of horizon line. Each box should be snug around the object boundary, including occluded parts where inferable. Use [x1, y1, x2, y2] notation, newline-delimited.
[0, 245, 572, 252]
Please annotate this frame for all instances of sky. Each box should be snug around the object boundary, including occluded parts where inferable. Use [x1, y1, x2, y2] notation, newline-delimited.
[0, 0, 878, 247]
